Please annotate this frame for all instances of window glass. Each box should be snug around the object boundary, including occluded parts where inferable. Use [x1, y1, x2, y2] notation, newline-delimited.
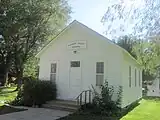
[96, 62, 104, 73]
[50, 63, 57, 82]
[135, 69, 137, 87]
[96, 75, 104, 86]
[139, 70, 141, 86]
[50, 74, 56, 82]
[51, 63, 57, 73]
[96, 62, 104, 86]
[71, 61, 80, 67]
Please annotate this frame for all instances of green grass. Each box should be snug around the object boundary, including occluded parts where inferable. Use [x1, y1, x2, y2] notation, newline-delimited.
[1, 87, 160, 120]
[59, 99, 160, 120]
[0, 87, 27, 115]
[0, 87, 17, 106]
[121, 99, 160, 120]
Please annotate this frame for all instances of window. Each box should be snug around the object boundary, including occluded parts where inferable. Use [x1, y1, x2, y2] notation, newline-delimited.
[129, 66, 131, 87]
[37, 66, 40, 78]
[135, 69, 137, 87]
[159, 79, 160, 90]
[71, 61, 80, 67]
[139, 70, 141, 87]
[51, 63, 57, 73]
[96, 62, 104, 86]
[50, 63, 57, 82]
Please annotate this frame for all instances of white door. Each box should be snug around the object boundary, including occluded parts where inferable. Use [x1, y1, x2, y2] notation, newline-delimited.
[69, 61, 82, 100]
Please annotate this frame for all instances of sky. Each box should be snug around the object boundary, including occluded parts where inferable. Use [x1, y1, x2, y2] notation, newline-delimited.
[68, 0, 146, 39]
[68, 0, 108, 37]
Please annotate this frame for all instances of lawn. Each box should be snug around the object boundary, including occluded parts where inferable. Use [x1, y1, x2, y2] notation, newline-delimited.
[0, 87, 17, 106]
[1, 87, 160, 120]
[59, 99, 160, 120]
[121, 99, 160, 120]
[0, 87, 27, 115]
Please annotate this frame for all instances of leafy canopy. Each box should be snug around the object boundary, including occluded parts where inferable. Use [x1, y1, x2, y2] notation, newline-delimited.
[0, 0, 71, 84]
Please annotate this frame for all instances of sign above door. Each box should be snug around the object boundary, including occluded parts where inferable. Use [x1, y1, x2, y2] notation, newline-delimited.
[67, 40, 87, 50]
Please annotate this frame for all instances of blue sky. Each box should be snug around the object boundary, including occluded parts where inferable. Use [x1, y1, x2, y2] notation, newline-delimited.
[69, 0, 108, 37]
[68, 0, 145, 39]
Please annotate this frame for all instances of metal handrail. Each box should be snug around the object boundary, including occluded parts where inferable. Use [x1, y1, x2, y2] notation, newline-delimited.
[76, 90, 92, 105]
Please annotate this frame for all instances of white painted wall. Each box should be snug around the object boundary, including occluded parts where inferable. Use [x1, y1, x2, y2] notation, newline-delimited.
[121, 53, 142, 107]
[147, 79, 160, 96]
[38, 21, 142, 108]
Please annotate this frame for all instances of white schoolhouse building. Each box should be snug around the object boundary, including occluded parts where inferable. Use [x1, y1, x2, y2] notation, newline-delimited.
[36, 20, 142, 108]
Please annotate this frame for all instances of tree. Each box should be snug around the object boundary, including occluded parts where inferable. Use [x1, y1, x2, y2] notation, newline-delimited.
[0, 0, 71, 87]
[102, 0, 160, 38]
[0, 1, 15, 85]
[23, 57, 39, 78]
[133, 41, 159, 74]
[116, 35, 160, 82]
[133, 38, 160, 82]
[116, 35, 137, 58]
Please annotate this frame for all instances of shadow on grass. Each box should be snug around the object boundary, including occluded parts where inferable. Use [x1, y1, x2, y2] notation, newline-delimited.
[120, 101, 140, 118]
[0, 90, 16, 95]
[0, 105, 27, 115]
[143, 96, 160, 101]
[0, 87, 16, 95]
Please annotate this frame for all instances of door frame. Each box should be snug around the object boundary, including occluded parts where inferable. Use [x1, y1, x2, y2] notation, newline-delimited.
[68, 60, 82, 99]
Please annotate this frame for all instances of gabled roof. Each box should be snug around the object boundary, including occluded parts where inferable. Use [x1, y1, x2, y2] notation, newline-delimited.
[36, 20, 140, 66]
[36, 20, 77, 57]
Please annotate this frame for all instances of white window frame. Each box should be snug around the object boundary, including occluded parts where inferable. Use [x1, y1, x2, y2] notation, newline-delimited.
[96, 62, 104, 86]
[50, 63, 57, 82]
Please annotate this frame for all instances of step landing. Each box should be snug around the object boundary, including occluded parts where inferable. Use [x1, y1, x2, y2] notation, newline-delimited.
[42, 100, 80, 112]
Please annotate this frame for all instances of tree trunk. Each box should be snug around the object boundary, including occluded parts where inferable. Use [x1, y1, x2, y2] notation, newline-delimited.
[16, 67, 24, 91]
[3, 67, 9, 86]
[4, 71, 8, 86]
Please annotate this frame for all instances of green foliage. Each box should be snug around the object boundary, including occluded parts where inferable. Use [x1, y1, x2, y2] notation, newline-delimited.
[23, 57, 39, 78]
[117, 35, 137, 58]
[59, 99, 160, 120]
[133, 40, 160, 76]
[11, 88, 24, 106]
[116, 35, 160, 82]
[0, 0, 71, 84]
[81, 82, 122, 117]
[12, 78, 56, 107]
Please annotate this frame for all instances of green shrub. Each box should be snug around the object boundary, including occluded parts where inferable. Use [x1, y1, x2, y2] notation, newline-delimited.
[81, 82, 122, 117]
[12, 77, 56, 107]
[11, 88, 24, 106]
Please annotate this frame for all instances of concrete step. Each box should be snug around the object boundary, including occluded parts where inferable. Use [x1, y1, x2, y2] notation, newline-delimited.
[46, 100, 78, 107]
[43, 100, 80, 112]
